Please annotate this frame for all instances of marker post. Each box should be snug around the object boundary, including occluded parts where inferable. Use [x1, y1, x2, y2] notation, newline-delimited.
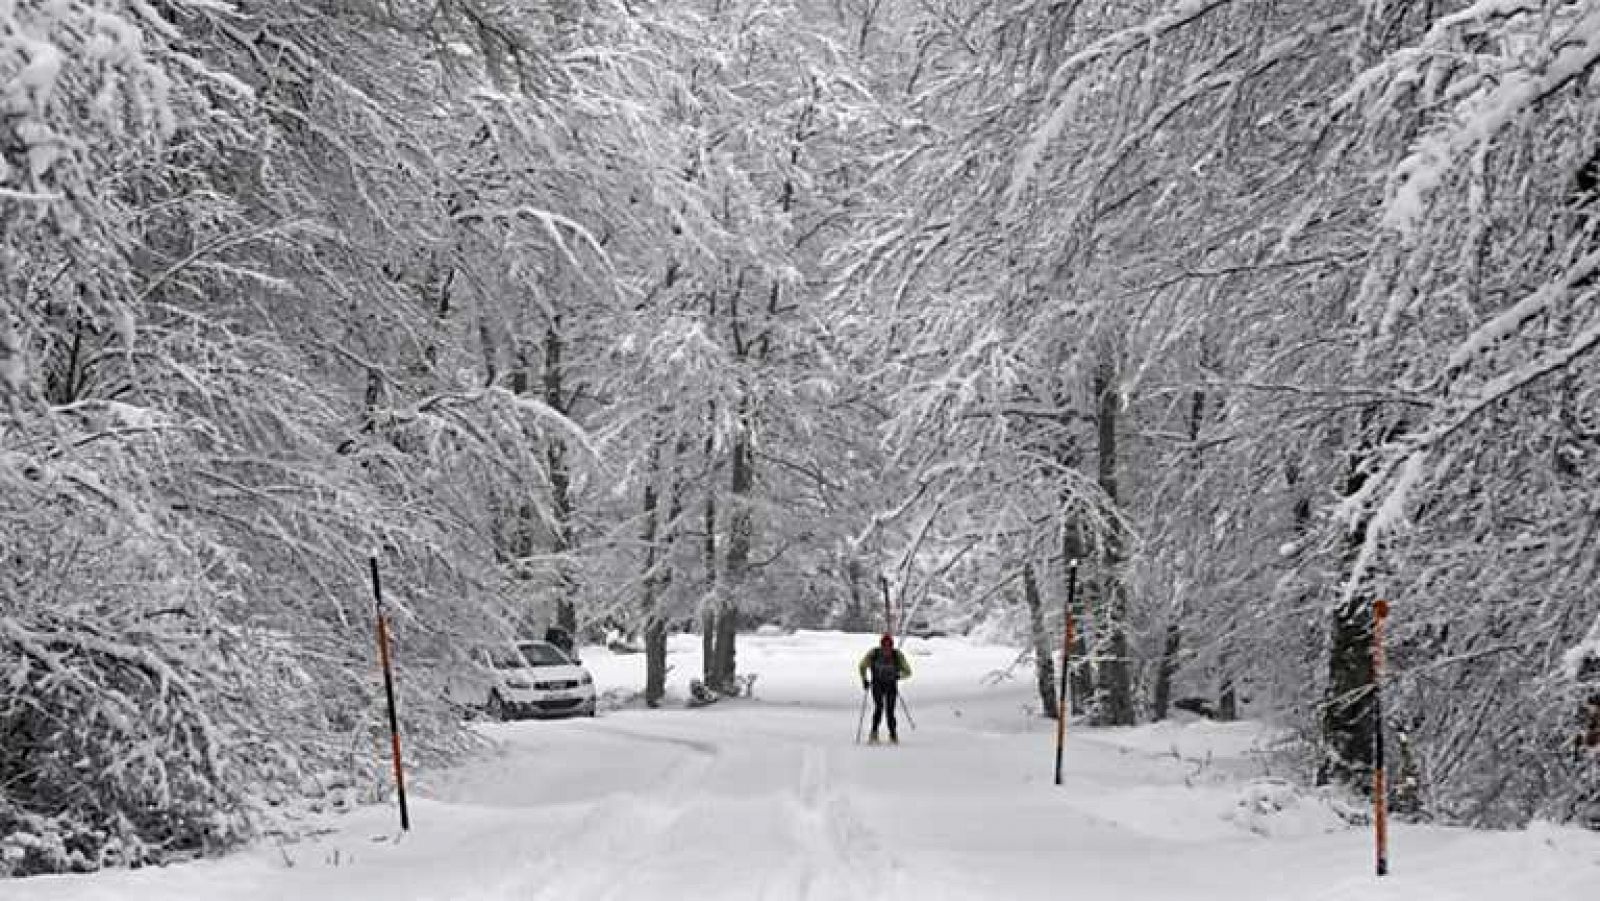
[371, 556, 410, 832]
[1373, 598, 1390, 876]
[1054, 559, 1079, 786]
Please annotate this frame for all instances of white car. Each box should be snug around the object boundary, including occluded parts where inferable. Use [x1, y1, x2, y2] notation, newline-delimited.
[447, 641, 596, 720]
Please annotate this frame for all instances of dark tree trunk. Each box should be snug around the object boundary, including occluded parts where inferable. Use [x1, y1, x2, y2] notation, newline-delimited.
[1023, 563, 1060, 719]
[701, 463, 717, 684]
[1096, 579, 1135, 726]
[644, 616, 668, 706]
[504, 346, 541, 635]
[544, 323, 577, 636]
[640, 438, 666, 707]
[1062, 521, 1093, 714]
[710, 408, 753, 694]
[1054, 405, 1094, 713]
[1320, 447, 1379, 786]
[841, 555, 868, 632]
[644, 617, 668, 705]
[1153, 380, 1199, 722]
[648, 437, 689, 706]
[1217, 673, 1239, 721]
[1152, 623, 1181, 721]
[1093, 358, 1135, 727]
[1321, 594, 1376, 786]
[711, 600, 738, 693]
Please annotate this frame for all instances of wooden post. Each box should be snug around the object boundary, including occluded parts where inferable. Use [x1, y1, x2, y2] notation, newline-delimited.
[371, 556, 410, 832]
[1054, 559, 1078, 786]
[1372, 598, 1389, 876]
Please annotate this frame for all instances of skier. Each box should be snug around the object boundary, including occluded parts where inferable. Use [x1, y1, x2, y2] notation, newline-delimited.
[858, 633, 911, 744]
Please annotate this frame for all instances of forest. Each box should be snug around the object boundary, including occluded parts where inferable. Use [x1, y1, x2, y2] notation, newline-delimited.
[2, 0, 1598, 876]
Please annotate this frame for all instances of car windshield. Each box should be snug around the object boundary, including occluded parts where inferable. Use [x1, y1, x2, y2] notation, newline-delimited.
[516, 642, 570, 667]
[484, 647, 528, 670]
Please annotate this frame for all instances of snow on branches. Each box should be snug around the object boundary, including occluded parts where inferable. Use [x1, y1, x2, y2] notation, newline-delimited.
[1, 0, 178, 229]
[1344, 3, 1600, 238]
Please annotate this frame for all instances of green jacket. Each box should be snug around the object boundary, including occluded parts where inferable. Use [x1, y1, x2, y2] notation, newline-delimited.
[858, 647, 911, 683]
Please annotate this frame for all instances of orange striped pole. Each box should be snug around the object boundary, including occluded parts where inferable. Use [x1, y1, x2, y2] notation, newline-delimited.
[371, 556, 410, 831]
[1372, 598, 1389, 876]
[1054, 559, 1078, 786]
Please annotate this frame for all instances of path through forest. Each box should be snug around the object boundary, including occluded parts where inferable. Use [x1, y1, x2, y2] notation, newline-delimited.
[9, 633, 1597, 900]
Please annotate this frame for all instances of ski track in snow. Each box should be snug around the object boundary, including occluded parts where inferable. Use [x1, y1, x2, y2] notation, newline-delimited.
[521, 722, 909, 901]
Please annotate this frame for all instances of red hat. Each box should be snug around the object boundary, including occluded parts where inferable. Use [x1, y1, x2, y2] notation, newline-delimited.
[880, 633, 894, 648]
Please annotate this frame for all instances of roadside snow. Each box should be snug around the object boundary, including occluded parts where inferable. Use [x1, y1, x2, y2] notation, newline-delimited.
[7, 631, 1597, 900]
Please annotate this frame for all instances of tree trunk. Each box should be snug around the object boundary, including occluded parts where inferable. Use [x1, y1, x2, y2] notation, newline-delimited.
[1023, 563, 1060, 719]
[1055, 398, 1094, 713]
[640, 438, 666, 707]
[1320, 450, 1378, 786]
[1152, 623, 1181, 721]
[1062, 521, 1093, 714]
[1217, 672, 1239, 721]
[710, 407, 754, 694]
[504, 346, 540, 635]
[1093, 357, 1135, 727]
[1154, 381, 1198, 723]
[1096, 576, 1135, 726]
[841, 554, 868, 632]
[644, 613, 668, 706]
[1321, 594, 1376, 785]
[701, 463, 717, 684]
[648, 437, 690, 706]
[711, 598, 738, 693]
[544, 323, 577, 636]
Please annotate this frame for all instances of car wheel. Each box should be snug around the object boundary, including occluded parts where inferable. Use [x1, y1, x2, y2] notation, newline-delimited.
[487, 690, 507, 721]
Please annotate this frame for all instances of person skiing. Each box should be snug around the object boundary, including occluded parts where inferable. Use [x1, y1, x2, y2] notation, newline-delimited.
[858, 633, 911, 744]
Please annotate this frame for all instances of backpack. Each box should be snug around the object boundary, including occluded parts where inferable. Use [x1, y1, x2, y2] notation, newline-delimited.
[870, 648, 901, 684]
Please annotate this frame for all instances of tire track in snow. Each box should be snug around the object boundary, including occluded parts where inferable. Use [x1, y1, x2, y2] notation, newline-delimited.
[571, 721, 722, 758]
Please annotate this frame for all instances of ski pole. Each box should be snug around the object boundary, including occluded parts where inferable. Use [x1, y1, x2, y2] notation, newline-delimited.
[855, 684, 870, 744]
[897, 689, 917, 731]
[1373, 598, 1390, 877]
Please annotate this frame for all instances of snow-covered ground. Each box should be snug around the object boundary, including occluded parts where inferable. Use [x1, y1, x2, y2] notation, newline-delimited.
[9, 632, 1597, 900]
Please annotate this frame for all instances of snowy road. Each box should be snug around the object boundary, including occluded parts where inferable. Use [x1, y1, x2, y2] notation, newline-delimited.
[8, 633, 1598, 900]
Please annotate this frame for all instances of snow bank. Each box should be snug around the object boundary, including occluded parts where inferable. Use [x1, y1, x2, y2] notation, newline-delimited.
[1225, 778, 1365, 838]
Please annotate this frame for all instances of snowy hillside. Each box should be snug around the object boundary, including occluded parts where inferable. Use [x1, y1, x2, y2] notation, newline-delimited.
[9, 633, 1596, 900]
